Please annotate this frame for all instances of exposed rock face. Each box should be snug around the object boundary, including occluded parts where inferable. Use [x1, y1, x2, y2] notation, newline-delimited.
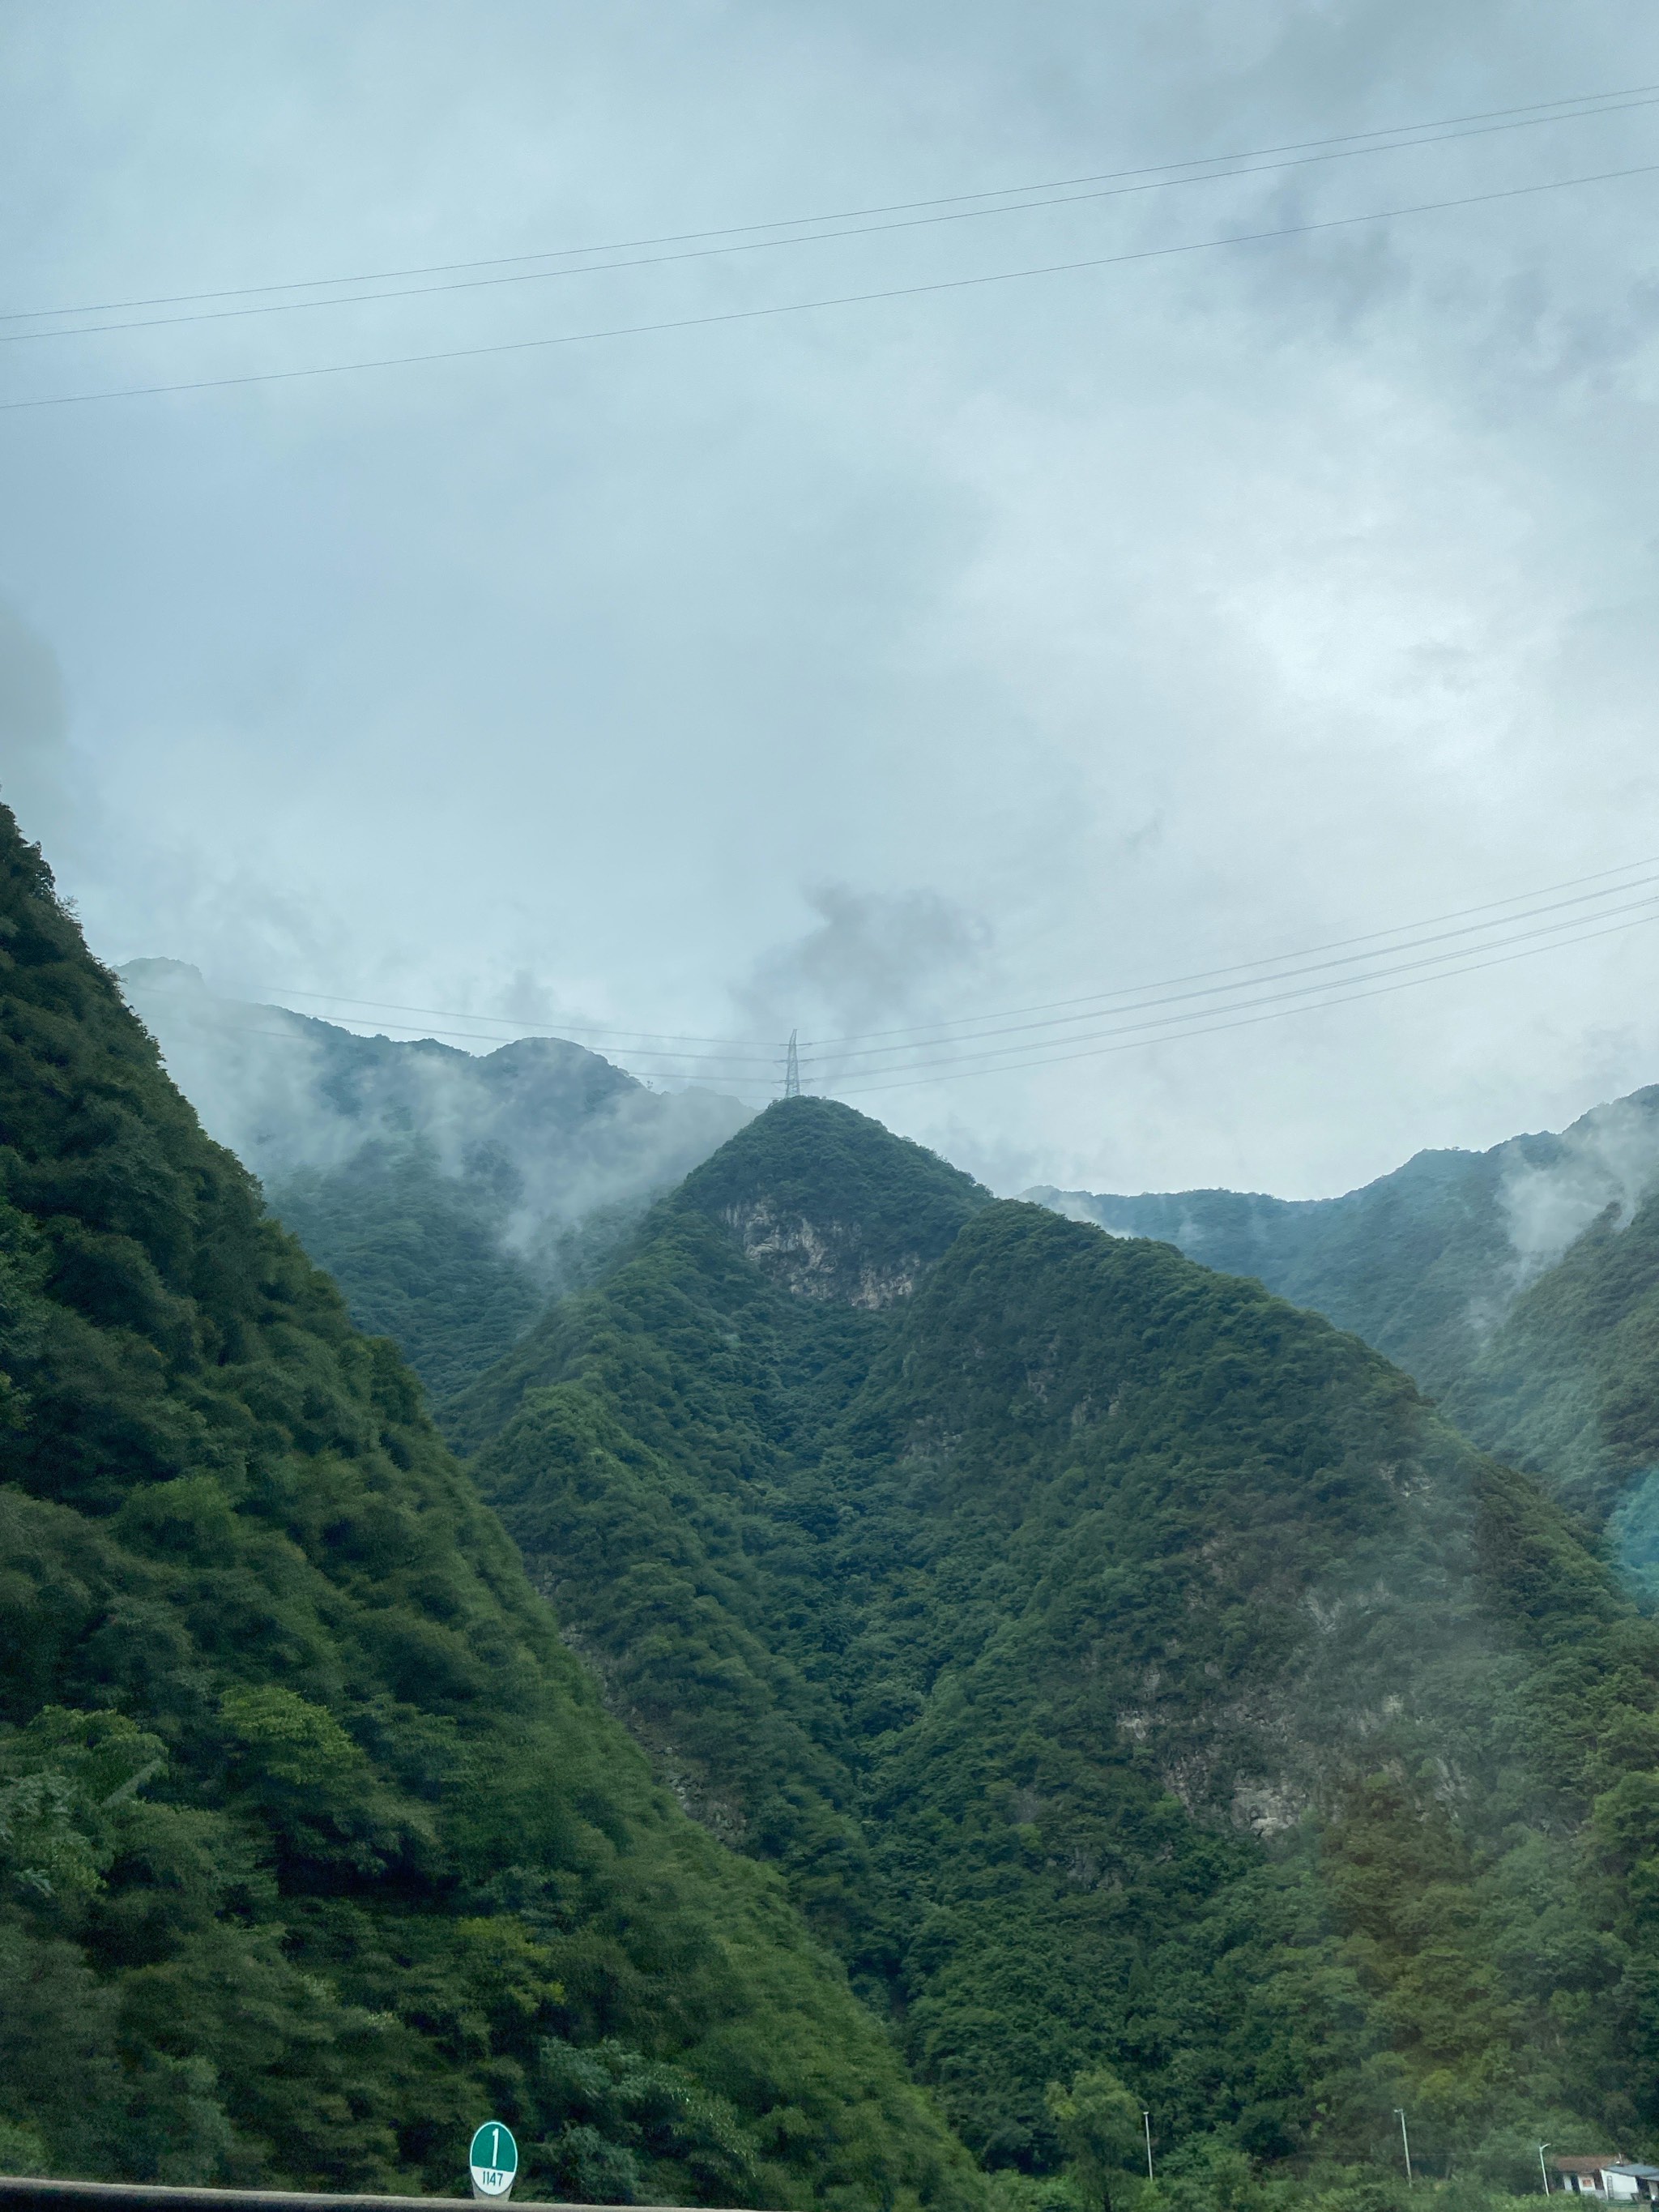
[720, 1197, 923, 1307]
[679, 1094, 992, 1309]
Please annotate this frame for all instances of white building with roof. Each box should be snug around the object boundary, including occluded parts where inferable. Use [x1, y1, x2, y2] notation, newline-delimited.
[1552, 2159, 1659, 2201]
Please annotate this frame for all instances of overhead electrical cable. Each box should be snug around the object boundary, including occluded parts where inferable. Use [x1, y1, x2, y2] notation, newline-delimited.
[160, 1014, 780, 1076]
[155, 882, 1659, 1103]
[826, 902, 1659, 1095]
[10, 76, 1655, 325]
[824, 887, 1659, 1079]
[6, 156, 1658, 413]
[221, 856, 1659, 1073]
[251, 987, 771, 1048]
[11, 92, 1659, 347]
[816, 890, 1659, 1083]
[798, 867, 1659, 1066]
[138, 999, 779, 1072]
[240, 1013, 781, 1070]
[797, 855, 1659, 1048]
[171, 1020, 770, 1087]
[134, 861, 1659, 1095]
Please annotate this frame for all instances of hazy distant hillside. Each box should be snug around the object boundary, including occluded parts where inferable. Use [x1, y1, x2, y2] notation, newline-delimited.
[119, 959, 751, 1406]
[1032, 1087, 1659, 1533]
[460, 1095, 1659, 2183]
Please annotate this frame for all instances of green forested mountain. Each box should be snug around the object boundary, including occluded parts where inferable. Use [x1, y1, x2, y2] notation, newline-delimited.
[1031, 1157, 1502, 1403]
[0, 809, 976, 2209]
[269, 1141, 547, 1406]
[118, 958, 750, 1415]
[1439, 1188, 1659, 1580]
[23, 788, 1659, 2206]
[1032, 1089, 1659, 1532]
[458, 1095, 1659, 2188]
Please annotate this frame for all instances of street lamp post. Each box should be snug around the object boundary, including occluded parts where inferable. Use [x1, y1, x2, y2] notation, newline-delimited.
[1540, 2146, 1553, 2196]
[1394, 2110, 1414, 2189]
[1143, 2112, 1154, 2184]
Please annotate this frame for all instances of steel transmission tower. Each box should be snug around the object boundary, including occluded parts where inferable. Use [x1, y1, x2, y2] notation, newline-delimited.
[784, 1030, 801, 1098]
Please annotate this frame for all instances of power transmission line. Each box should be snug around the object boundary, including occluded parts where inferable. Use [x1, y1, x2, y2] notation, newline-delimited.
[797, 866, 1659, 1067]
[160, 883, 1659, 1100]
[11, 78, 1654, 327]
[7, 155, 1658, 413]
[797, 856, 1659, 1048]
[824, 888, 1659, 1081]
[156, 1016, 766, 1087]
[219, 856, 1659, 1076]
[253, 985, 770, 1048]
[139, 997, 778, 1074]
[824, 900, 1659, 1095]
[148, 1012, 776, 1082]
[12, 92, 1659, 348]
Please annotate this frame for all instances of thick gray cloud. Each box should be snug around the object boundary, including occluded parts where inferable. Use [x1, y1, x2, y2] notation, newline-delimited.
[737, 885, 992, 1073]
[0, 602, 73, 853]
[3, 0, 1659, 1200]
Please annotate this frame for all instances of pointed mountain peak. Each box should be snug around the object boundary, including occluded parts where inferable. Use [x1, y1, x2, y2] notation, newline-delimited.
[675, 1094, 990, 1307]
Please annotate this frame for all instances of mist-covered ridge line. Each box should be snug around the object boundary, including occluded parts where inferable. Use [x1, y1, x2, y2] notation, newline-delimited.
[1030, 1078, 1659, 1557]
[117, 957, 753, 1411]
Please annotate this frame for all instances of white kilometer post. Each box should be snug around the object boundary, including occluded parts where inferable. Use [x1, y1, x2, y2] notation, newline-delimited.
[469, 2120, 519, 2201]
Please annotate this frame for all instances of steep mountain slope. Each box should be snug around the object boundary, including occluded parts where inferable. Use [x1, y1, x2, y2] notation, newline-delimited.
[462, 1097, 1659, 2183]
[118, 959, 750, 1410]
[445, 1104, 993, 1979]
[1440, 1186, 1659, 1537]
[1033, 1088, 1659, 1518]
[0, 809, 976, 2210]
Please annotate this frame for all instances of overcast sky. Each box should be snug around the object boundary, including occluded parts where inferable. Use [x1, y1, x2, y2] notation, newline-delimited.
[5, 1, 1659, 1199]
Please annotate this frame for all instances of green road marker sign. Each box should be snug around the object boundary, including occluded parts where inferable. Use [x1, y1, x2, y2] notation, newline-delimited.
[469, 2120, 518, 2200]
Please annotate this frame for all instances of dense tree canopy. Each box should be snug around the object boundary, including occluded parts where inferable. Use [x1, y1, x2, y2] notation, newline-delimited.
[1037, 1104, 1659, 1545]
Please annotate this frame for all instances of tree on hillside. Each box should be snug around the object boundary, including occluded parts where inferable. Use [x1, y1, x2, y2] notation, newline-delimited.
[1047, 2068, 1146, 2212]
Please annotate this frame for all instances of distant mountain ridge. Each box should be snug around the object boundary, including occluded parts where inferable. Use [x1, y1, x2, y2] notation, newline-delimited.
[118, 959, 751, 1407]
[1030, 1086, 1659, 1534]
[1030, 1086, 1659, 1397]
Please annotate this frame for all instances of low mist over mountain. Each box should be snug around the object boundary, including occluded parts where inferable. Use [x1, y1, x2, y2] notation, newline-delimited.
[118, 959, 751, 1406]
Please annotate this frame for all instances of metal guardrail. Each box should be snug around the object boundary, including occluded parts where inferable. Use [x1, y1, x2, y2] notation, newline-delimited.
[0, 2184, 731, 2212]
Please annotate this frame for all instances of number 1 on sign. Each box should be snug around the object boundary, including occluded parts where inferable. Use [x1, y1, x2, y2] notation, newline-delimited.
[468, 2119, 518, 2200]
